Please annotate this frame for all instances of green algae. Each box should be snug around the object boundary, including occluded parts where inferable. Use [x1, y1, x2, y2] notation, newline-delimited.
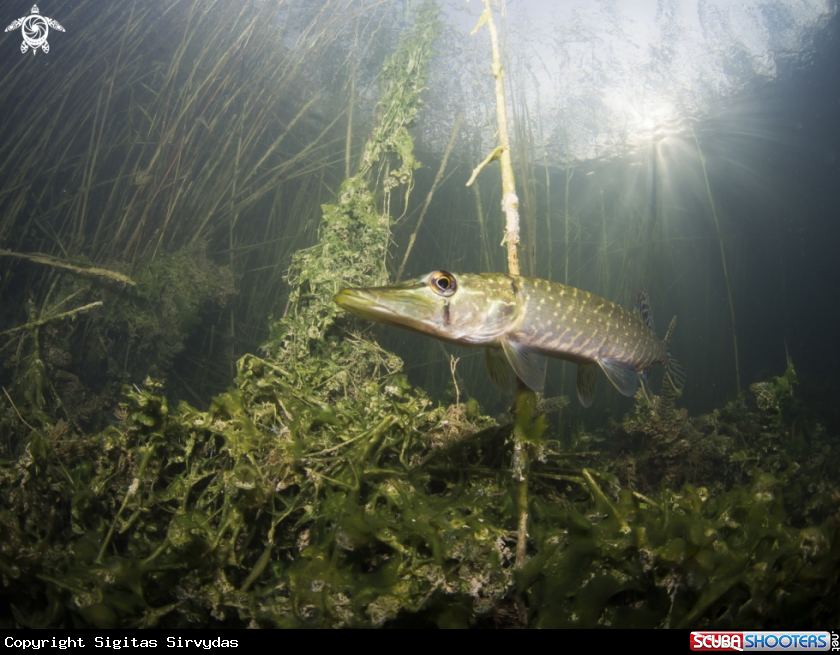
[3, 350, 837, 628]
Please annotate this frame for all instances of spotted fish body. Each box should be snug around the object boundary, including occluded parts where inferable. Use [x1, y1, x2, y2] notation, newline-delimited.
[334, 270, 685, 406]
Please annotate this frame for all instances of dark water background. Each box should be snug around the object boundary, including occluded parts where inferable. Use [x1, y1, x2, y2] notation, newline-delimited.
[382, 4, 840, 424]
[0, 0, 838, 425]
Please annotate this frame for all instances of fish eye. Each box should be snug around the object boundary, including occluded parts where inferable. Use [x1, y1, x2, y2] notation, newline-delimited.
[429, 271, 457, 297]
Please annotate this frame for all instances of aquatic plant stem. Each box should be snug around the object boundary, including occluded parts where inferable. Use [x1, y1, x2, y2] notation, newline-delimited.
[397, 112, 462, 280]
[2, 387, 36, 432]
[0, 301, 103, 338]
[0, 249, 135, 286]
[481, 5, 519, 276]
[558, 165, 574, 423]
[97, 445, 154, 564]
[512, 70, 537, 276]
[582, 468, 629, 533]
[564, 165, 573, 286]
[78, 1, 135, 248]
[345, 24, 357, 180]
[692, 127, 741, 394]
[474, 0, 541, 572]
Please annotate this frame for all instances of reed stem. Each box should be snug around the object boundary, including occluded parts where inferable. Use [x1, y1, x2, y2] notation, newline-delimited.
[474, 0, 542, 574]
[693, 127, 741, 394]
[396, 112, 462, 280]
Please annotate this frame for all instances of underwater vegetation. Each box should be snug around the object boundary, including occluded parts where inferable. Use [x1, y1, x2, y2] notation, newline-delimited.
[1, 340, 838, 627]
[0, 242, 234, 437]
[0, 0, 838, 631]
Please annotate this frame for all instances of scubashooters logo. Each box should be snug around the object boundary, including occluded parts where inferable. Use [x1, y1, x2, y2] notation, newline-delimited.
[5, 5, 65, 55]
[690, 632, 831, 652]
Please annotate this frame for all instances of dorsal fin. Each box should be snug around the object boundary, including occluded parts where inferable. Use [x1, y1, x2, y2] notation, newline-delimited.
[663, 316, 677, 345]
[634, 286, 655, 335]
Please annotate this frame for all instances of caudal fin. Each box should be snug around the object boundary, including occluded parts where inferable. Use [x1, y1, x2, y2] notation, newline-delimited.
[667, 353, 686, 393]
[663, 315, 685, 392]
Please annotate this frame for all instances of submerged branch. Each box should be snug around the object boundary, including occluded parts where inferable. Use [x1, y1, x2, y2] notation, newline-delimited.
[0, 249, 135, 286]
[465, 145, 505, 188]
[0, 301, 104, 338]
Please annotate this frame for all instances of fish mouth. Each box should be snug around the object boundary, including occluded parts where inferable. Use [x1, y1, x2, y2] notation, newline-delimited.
[333, 287, 436, 331]
[333, 288, 381, 318]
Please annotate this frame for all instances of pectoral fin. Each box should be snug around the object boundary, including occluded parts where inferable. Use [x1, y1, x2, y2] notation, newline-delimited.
[484, 348, 512, 393]
[598, 358, 639, 397]
[576, 363, 597, 408]
[501, 339, 544, 392]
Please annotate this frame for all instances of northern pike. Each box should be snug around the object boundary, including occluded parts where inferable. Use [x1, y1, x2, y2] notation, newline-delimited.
[334, 270, 685, 406]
